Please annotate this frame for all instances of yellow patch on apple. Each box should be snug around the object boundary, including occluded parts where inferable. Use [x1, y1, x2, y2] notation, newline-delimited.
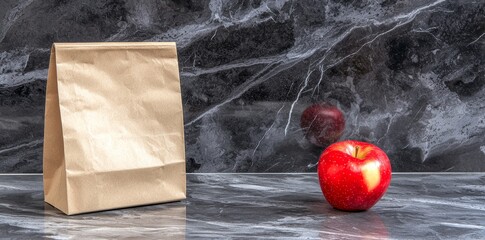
[361, 161, 381, 191]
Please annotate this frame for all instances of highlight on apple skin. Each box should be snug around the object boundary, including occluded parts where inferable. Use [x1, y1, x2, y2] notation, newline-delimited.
[300, 103, 345, 147]
[317, 140, 392, 211]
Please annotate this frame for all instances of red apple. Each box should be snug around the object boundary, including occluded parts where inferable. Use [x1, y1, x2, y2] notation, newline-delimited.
[300, 103, 345, 147]
[318, 140, 392, 211]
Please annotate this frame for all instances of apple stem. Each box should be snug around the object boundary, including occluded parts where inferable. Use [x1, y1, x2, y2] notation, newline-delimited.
[354, 146, 360, 158]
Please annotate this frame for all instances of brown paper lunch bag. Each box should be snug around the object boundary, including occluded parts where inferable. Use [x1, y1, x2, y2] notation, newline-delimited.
[43, 42, 186, 215]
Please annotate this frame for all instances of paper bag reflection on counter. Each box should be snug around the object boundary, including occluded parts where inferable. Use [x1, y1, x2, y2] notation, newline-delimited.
[43, 42, 186, 215]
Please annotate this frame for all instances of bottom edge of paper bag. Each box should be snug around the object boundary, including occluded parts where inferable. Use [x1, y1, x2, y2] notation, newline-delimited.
[44, 196, 186, 216]
[44, 199, 69, 215]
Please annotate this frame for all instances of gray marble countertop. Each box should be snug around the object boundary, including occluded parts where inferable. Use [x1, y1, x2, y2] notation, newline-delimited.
[1, 173, 484, 239]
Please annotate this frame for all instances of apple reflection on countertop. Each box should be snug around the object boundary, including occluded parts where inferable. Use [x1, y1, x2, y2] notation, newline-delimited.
[1, 174, 485, 239]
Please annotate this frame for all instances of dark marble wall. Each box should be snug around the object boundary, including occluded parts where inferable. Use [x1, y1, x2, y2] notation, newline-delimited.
[0, 0, 484, 173]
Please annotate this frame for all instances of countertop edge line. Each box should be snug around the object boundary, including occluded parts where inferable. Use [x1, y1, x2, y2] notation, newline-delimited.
[0, 172, 484, 175]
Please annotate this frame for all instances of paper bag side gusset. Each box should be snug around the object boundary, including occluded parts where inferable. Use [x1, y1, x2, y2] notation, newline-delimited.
[43, 46, 69, 213]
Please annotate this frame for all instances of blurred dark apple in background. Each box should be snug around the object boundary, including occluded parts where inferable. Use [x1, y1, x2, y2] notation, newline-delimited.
[300, 103, 345, 147]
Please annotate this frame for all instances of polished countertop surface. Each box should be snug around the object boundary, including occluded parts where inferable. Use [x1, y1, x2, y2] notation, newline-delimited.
[1, 173, 484, 239]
